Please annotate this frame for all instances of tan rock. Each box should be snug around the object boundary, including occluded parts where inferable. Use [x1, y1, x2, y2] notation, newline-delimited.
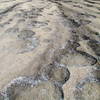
[50, 66, 69, 84]
[7, 81, 62, 100]
[40, 64, 70, 84]
[0, 0, 100, 100]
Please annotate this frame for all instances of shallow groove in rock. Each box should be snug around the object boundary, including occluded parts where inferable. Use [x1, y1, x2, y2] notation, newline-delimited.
[0, 3, 22, 15]
[76, 50, 97, 65]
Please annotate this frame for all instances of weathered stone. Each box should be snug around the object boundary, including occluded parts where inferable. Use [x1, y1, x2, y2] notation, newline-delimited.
[49, 67, 70, 84]
[74, 81, 100, 100]
[0, 0, 100, 100]
[41, 64, 70, 84]
[18, 30, 35, 40]
[4, 81, 62, 100]
[18, 81, 62, 100]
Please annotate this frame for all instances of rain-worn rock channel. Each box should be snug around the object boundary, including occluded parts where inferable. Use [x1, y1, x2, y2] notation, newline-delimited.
[0, 0, 100, 100]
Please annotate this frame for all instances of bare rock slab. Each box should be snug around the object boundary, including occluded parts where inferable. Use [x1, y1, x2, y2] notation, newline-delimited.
[1, 80, 63, 100]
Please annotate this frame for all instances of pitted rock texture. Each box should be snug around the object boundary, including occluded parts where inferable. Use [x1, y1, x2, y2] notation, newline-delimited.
[0, 0, 100, 100]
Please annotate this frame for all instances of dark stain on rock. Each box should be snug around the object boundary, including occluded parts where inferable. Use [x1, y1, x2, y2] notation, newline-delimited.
[76, 50, 97, 65]
[5, 27, 19, 34]
[29, 21, 48, 28]
[0, 3, 22, 15]
[84, 4, 94, 7]
[82, 35, 90, 40]
[88, 39, 100, 56]
[18, 30, 35, 40]
[68, 18, 81, 28]
[40, 63, 70, 85]
[73, 5, 83, 8]
[84, 0, 96, 4]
